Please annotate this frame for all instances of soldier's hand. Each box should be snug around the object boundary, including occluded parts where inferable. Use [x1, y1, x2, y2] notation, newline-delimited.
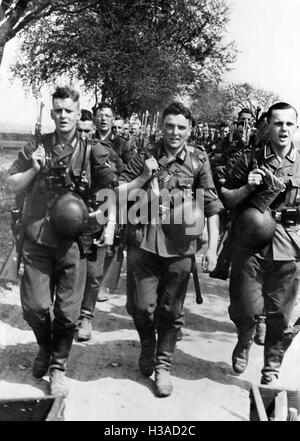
[201, 248, 217, 273]
[247, 168, 265, 190]
[260, 165, 286, 192]
[31, 146, 46, 171]
[142, 156, 159, 180]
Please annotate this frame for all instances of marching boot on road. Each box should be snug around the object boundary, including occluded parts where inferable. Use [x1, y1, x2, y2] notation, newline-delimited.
[117, 102, 223, 397]
[221, 102, 300, 382]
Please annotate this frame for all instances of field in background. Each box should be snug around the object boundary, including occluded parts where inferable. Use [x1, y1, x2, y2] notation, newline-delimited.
[0, 150, 18, 266]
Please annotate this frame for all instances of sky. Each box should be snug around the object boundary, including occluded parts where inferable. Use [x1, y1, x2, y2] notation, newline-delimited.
[0, 0, 300, 130]
[223, 0, 300, 111]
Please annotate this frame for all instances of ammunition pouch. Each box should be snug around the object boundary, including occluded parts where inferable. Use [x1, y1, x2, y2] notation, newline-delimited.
[271, 208, 300, 227]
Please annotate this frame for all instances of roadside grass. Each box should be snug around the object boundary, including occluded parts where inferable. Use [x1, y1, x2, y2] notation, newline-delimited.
[0, 168, 14, 215]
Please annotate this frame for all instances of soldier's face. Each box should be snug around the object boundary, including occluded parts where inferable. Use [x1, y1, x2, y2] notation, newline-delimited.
[268, 108, 297, 149]
[77, 120, 95, 141]
[162, 114, 191, 150]
[131, 124, 141, 136]
[51, 98, 81, 134]
[112, 119, 124, 136]
[239, 112, 253, 125]
[95, 107, 114, 133]
[221, 126, 229, 138]
[203, 128, 209, 138]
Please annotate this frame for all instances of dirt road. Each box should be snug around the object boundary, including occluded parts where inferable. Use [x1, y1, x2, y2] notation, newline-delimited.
[1, 253, 300, 421]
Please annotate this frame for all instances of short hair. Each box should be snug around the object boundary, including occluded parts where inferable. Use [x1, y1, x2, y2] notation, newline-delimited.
[238, 108, 253, 119]
[162, 101, 192, 122]
[267, 102, 298, 122]
[52, 85, 80, 103]
[92, 101, 114, 117]
[80, 109, 94, 122]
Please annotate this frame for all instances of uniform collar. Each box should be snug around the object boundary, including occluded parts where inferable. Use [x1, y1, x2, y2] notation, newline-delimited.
[286, 144, 296, 162]
[264, 144, 276, 160]
[95, 129, 113, 142]
[157, 142, 187, 164]
[264, 142, 296, 162]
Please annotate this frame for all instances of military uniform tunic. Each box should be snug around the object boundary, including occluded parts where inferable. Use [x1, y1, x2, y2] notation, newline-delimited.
[119, 140, 223, 328]
[8, 132, 116, 370]
[223, 143, 300, 379]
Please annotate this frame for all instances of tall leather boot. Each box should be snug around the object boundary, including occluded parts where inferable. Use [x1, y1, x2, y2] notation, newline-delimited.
[49, 327, 74, 398]
[155, 326, 179, 398]
[261, 330, 294, 385]
[232, 326, 255, 374]
[137, 323, 156, 377]
[31, 314, 52, 378]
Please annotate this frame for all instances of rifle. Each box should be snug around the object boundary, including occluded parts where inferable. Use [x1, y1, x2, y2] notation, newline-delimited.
[191, 254, 203, 304]
[16, 100, 45, 268]
[0, 101, 45, 283]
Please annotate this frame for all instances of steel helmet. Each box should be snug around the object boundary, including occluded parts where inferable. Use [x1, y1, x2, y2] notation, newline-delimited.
[162, 198, 204, 244]
[50, 192, 89, 238]
[234, 207, 276, 248]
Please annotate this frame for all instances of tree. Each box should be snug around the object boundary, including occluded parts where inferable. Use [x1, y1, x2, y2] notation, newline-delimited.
[226, 82, 280, 118]
[190, 82, 280, 125]
[0, 0, 95, 65]
[11, 0, 237, 117]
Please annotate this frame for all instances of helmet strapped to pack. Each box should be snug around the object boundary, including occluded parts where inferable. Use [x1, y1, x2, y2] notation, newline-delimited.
[234, 206, 276, 248]
[162, 197, 205, 245]
[49, 191, 89, 238]
[48, 135, 91, 238]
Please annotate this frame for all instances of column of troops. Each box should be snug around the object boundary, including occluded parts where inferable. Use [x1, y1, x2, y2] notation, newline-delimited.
[5, 86, 300, 399]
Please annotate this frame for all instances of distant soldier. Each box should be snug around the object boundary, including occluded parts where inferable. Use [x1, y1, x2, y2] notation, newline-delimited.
[127, 120, 152, 153]
[93, 102, 135, 164]
[112, 116, 125, 138]
[76, 110, 119, 341]
[201, 124, 216, 156]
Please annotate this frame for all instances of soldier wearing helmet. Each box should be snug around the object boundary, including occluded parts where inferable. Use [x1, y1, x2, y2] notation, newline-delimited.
[117, 101, 223, 398]
[221, 101, 300, 385]
[7, 86, 117, 397]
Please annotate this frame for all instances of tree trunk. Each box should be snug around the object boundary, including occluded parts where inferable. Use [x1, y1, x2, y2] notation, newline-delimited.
[0, 42, 6, 66]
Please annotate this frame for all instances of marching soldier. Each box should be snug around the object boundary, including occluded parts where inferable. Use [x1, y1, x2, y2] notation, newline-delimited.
[93, 102, 136, 164]
[7, 86, 116, 397]
[76, 109, 119, 341]
[117, 101, 223, 397]
[221, 102, 300, 385]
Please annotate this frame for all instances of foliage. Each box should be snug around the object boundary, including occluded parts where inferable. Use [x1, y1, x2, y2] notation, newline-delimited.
[0, 168, 14, 214]
[11, 0, 237, 117]
[191, 82, 281, 125]
[0, 1, 94, 62]
[226, 83, 280, 118]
